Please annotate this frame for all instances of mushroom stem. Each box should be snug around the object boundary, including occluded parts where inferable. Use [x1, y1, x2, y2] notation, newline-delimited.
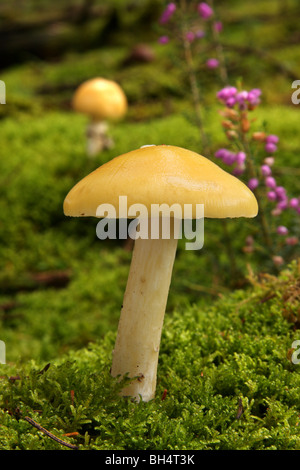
[111, 218, 180, 402]
[86, 121, 114, 157]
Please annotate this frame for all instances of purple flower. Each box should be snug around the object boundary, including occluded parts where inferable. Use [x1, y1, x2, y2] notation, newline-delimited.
[214, 21, 223, 32]
[217, 86, 238, 108]
[247, 89, 261, 107]
[277, 225, 289, 235]
[159, 3, 176, 24]
[250, 88, 262, 97]
[265, 176, 276, 189]
[217, 86, 237, 100]
[265, 142, 277, 153]
[195, 29, 205, 39]
[222, 152, 236, 165]
[275, 186, 286, 200]
[290, 198, 299, 208]
[214, 148, 227, 159]
[248, 178, 259, 190]
[185, 31, 195, 42]
[206, 58, 219, 69]
[236, 151, 246, 164]
[267, 191, 277, 201]
[261, 164, 272, 177]
[217, 86, 262, 110]
[198, 2, 213, 19]
[236, 91, 248, 103]
[158, 35, 169, 44]
[226, 97, 237, 108]
[277, 200, 288, 210]
[214, 148, 236, 165]
[266, 134, 279, 144]
[233, 164, 245, 175]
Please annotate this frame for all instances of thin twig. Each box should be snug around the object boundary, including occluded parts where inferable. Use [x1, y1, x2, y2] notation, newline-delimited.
[24, 416, 78, 450]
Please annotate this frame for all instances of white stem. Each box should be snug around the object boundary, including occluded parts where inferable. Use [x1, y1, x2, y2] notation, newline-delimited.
[86, 121, 114, 157]
[111, 219, 179, 402]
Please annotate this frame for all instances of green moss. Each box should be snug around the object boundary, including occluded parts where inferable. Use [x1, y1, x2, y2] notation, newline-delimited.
[1, 262, 300, 450]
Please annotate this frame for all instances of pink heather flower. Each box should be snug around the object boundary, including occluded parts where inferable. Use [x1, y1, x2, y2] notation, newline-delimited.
[266, 134, 279, 144]
[185, 31, 195, 42]
[248, 178, 259, 190]
[265, 176, 276, 189]
[158, 35, 169, 44]
[214, 21, 223, 32]
[195, 29, 205, 39]
[261, 164, 272, 177]
[286, 236, 298, 246]
[198, 2, 214, 19]
[206, 58, 219, 69]
[226, 97, 237, 108]
[217, 86, 237, 100]
[215, 148, 236, 165]
[272, 208, 282, 216]
[235, 89, 261, 109]
[267, 191, 277, 201]
[233, 164, 245, 175]
[215, 148, 227, 159]
[275, 186, 286, 200]
[264, 157, 275, 166]
[216, 86, 238, 108]
[277, 225, 289, 235]
[235, 91, 249, 110]
[217, 86, 262, 110]
[159, 3, 176, 24]
[277, 200, 288, 210]
[236, 151, 246, 164]
[247, 88, 261, 107]
[265, 142, 277, 153]
[222, 152, 236, 165]
[236, 90, 248, 102]
[290, 198, 299, 208]
[273, 255, 284, 266]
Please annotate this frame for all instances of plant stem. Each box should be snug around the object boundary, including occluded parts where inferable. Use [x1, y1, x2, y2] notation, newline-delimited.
[179, 0, 209, 154]
[239, 121, 273, 251]
[208, 0, 228, 85]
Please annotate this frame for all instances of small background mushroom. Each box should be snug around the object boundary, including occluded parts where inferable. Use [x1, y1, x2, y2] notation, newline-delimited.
[72, 77, 128, 157]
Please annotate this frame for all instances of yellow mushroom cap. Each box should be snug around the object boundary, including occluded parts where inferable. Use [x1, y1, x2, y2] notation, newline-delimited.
[72, 78, 128, 121]
[63, 145, 258, 219]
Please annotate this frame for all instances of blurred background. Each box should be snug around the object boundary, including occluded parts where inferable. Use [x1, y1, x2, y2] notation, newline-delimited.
[0, 0, 300, 364]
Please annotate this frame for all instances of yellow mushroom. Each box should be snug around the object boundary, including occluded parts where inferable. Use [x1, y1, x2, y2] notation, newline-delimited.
[72, 78, 128, 157]
[63, 145, 258, 402]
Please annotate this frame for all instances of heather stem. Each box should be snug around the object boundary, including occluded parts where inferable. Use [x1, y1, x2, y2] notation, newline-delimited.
[239, 120, 273, 251]
[208, 0, 228, 85]
[179, 0, 209, 154]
